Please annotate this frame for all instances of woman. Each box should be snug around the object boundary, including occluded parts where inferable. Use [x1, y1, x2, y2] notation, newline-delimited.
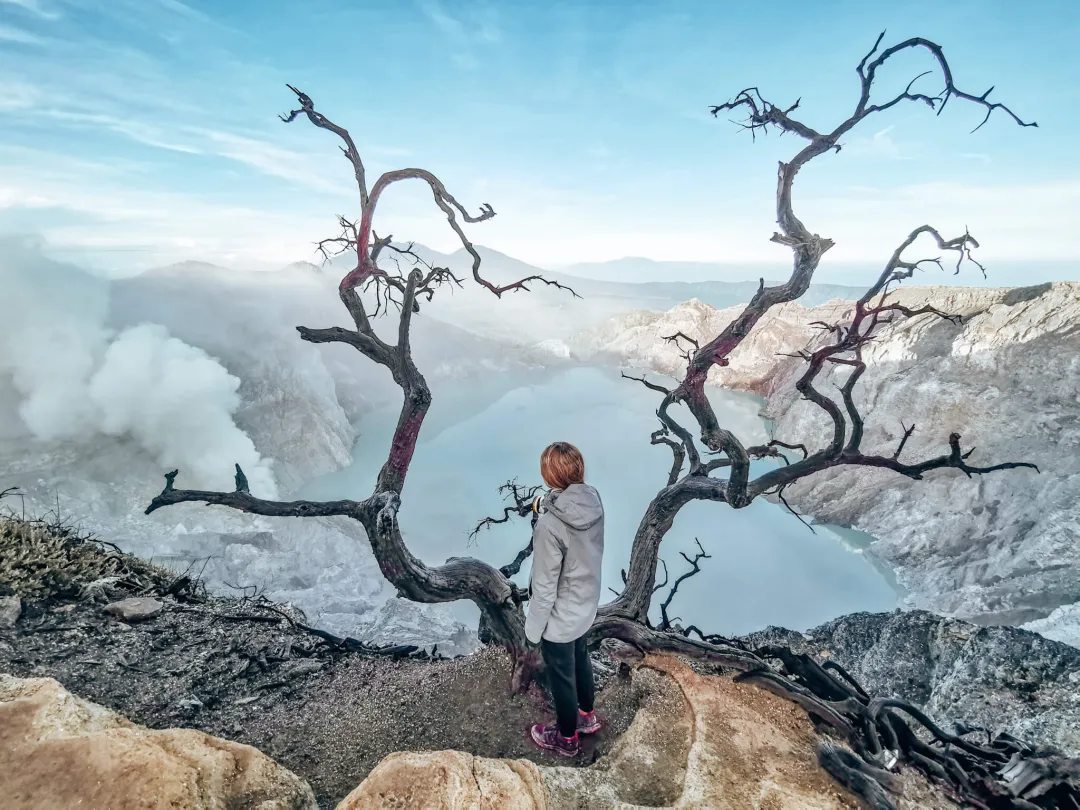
[526, 441, 605, 758]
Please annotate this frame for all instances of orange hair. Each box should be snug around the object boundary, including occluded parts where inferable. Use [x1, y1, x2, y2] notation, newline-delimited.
[540, 442, 585, 491]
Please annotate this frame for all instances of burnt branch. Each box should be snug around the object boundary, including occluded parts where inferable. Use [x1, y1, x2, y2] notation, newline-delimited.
[657, 538, 711, 631]
[499, 540, 534, 580]
[145, 470, 361, 519]
[854, 35, 1038, 133]
[684, 35, 1033, 493]
[280, 85, 574, 301]
[469, 479, 543, 542]
[893, 423, 917, 460]
[772, 484, 817, 534]
[818, 743, 900, 810]
[663, 331, 699, 363]
[621, 371, 672, 396]
[743, 221, 1038, 498]
[651, 427, 687, 486]
[705, 440, 810, 474]
[710, 88, 825, 142]
[609, 35, 1035, 624]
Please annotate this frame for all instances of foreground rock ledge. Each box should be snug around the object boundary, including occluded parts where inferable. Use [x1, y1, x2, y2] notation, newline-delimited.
[0, 674, 317, 810]
[338, 655, 954, 810]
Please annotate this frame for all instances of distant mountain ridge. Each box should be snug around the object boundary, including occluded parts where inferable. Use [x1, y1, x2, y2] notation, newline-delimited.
[554, 255, 791, 284]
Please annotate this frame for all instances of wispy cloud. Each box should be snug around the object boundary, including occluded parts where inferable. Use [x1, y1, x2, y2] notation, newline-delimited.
[420, 0, 465, 38]
[0, 0, 59, 20]
[147, 0, 212, 23]
[0, 23, 43, 43]
[0, 0, 1074, 275]
[0, 80, 40, 110]
[844, 125, 919, 161]
[39, 110, 205, 154]
[418, 0, 502, 70]
[193, 129, 352, 194]
[0, 167, 337, 273]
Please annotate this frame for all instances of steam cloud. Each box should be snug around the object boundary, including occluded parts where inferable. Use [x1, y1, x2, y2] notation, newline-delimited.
[0, 237, 278, 497]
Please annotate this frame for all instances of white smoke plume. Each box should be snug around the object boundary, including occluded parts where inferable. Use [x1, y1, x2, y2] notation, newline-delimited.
[0, 237, 278, 497]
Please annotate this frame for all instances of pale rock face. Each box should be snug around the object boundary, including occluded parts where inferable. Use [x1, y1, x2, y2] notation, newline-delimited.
[534, 338, 573, 359]
[0, 674, 317, 810]
[1024, 603, 1080, 649]
[577, 282, 1080, 643]
[335, 750, 547, 810]
[746, 610, 1080, 758]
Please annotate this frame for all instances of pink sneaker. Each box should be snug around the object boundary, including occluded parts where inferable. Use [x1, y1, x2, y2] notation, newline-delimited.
[530, 724, 581, 758]
[577, 709, 602, 735]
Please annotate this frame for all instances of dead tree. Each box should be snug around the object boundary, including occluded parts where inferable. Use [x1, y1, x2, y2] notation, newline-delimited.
[146, 35, 1036, 691]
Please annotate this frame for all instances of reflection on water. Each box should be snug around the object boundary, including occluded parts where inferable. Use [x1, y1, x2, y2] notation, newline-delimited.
[302, 366, 898, 636]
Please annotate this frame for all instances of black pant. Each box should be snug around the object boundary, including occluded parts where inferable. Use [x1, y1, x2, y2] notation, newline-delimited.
[541, 635, 595, 738]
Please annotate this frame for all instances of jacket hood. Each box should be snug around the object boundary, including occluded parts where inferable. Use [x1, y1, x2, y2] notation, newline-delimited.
[546, 483, 603, 531]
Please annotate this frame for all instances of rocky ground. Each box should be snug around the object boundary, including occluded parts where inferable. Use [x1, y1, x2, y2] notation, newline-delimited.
[745, 611, 1080, 758]
[576, 281, 1080, 643]
[4, 511, 1080, 808]
[0, 512, 637, 807]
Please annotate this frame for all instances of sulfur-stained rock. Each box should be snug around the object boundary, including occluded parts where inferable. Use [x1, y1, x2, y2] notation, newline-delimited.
[335, 749, 548, 810]
[0, 674, 317, 810]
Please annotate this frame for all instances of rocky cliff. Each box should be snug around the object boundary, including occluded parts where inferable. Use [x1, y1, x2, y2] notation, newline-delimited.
[4, 512, 1078, 808]
[575, 282, 1080, 644]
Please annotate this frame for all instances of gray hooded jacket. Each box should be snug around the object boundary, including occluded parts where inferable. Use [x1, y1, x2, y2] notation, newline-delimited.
[524, 483, 605, 644]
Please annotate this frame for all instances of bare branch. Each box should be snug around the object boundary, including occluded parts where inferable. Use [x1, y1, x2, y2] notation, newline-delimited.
[611, 38, 1037, 625]
[663, 331, 699, 363]
[657, 538, 711, 631]
[282, 85, 576, 303]
[469, 479, 543, 541]
[281, 83, 370, 208]
[772, 485, 817, 534]
[621, 371, 672, 396]
[684, 36, 1034, 511]
[499, 540, 534, 580]
[893, 422, 917, 460]
[766, 440, 810, 459]
[145, 470, 362, 518]
[651, 427, 686, 486]
[710, 88, 825, 142]
[854, 35, 1038, 133]
[752, 432, 1038, 501]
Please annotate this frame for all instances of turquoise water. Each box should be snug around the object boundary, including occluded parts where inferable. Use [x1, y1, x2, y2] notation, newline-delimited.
[301, 366, 898, 636]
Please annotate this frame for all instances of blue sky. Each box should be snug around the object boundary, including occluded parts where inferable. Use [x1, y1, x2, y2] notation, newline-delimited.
[1, 0, 1078, 282]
